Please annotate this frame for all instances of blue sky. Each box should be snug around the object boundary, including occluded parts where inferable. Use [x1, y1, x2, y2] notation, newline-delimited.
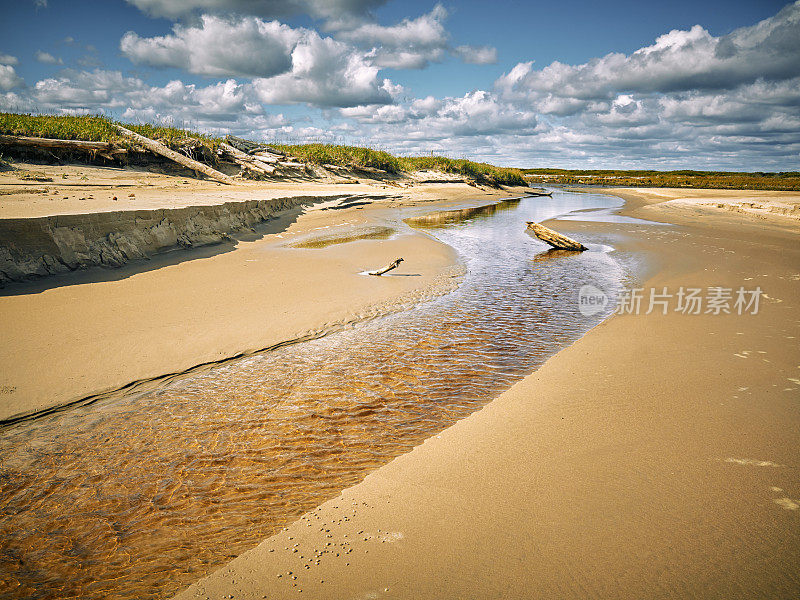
[1, 0, 798, 170]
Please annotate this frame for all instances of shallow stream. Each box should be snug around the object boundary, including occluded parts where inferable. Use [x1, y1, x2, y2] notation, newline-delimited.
[0, 190, 642, 600]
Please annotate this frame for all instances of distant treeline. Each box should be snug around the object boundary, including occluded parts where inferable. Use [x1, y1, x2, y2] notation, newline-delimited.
[523, 168, 800, 191]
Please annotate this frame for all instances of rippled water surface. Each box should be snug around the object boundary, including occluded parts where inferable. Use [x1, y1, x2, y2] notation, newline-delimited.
[0, 191, 637, 600]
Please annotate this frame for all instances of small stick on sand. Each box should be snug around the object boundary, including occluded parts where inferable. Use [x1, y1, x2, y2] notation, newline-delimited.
[526, 222, 588, 251]
[369, 258, 403, 276]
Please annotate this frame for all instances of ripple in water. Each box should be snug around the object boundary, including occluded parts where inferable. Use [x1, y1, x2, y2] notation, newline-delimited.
[0, 192, 637, 600]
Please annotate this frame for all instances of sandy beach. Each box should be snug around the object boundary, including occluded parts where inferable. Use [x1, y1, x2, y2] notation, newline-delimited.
[3, 1, 799, 597]
[0, 169, 529, 422]
[172, 187, 800, 599]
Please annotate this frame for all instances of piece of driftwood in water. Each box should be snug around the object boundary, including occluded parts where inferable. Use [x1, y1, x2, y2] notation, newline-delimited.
[0, 134, 127, 160]
[219, 142, 276, 176]
[526, 221, 588, 251]
[113, 125, 235, 185]
[526, 188, 553, 197]
[369, 258, 403, 276]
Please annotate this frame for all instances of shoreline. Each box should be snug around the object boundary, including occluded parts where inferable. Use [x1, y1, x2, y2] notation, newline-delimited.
[0, 180, 530, 422]
[174, 187, 799, 599]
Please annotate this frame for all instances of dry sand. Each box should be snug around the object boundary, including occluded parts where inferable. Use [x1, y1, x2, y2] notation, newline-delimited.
[594, 186, 800, 225]
[0, 168, 529, 421]
[173, 188, 800, 599]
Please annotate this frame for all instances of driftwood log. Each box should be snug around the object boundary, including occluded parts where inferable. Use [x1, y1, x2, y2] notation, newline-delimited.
[219, 142, 276, 176]
[225, 135, 285, 157]
[526, 221, 588, 251]
[251, 151, 280, 164]
[0, 134, 127, 160]
[112, 125, 235, 185]
[369, 258, 403, 276]
[277, 160, 307, 170]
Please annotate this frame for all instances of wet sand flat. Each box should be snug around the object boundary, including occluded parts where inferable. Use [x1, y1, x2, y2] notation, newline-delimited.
[174, 190, 800, 599]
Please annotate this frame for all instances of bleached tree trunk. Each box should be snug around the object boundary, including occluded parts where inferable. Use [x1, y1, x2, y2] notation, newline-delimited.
[526, 222, 588, 251]
[112, 125, 235, 185]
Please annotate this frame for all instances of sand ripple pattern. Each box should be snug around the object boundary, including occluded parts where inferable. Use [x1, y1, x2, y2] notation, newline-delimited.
[0, 193, 629, 600]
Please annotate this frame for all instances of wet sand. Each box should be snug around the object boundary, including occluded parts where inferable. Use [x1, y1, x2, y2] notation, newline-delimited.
[175, 189, 800, 599]
[0, 175, 528, 422]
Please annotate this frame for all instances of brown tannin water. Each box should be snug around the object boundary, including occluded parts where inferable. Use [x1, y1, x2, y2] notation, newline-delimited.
[0, 191, 637, 600]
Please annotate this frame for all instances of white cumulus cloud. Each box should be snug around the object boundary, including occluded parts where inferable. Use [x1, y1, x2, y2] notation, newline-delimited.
[496, 2, 800, 103]
[121, 15, 299, 78]
[120, 15, 396, 107]
[0, 65, 24, 91]
[34, 50, 63, 65]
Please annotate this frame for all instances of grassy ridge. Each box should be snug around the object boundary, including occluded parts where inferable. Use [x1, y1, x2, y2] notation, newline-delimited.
[400, 156, 526, 186]
[0, 113, 219, 152]
[0, 113, 119, 142]
[270, 143, 402, 173]
[524, 169, 800, 191]
[0, 112, 526, 186]
[270, 145, 527, 186]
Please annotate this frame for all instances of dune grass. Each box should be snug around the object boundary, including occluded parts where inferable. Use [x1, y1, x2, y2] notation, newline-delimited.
[400, 156, 526, 186]
[269, 143, 402, 173]
[0, 111, 526, 185]
[0, 112, 219, 152]
[0, 112, 119, 142]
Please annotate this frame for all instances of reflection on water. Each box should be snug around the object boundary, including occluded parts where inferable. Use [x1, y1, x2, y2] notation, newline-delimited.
[289, 225, 395, 248]
[0, 191, 635, 600]
[403, 197, 521, 226]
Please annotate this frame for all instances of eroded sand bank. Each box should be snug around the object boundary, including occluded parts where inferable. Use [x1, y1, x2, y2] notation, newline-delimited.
[174, 189, 799, 599]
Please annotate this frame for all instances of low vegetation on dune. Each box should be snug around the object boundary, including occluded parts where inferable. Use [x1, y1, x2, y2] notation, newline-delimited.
[0, 112, 219, 154]
[0, 112, 119, 142]
[524, 168, 800, 191]
[269, 143, 402, 173]
[270, 144, 527, 186]
[1, 112, 527, 186]
[400, 156, 527, 186]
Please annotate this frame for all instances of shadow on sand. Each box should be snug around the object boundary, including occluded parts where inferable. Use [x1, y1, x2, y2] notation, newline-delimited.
[0, 206, 305, 297]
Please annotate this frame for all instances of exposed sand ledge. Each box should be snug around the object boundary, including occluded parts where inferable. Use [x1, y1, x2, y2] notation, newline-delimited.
[0, 178, 531, 422]
[0, 193, 393, 284]
[173, 187, 799, 599]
